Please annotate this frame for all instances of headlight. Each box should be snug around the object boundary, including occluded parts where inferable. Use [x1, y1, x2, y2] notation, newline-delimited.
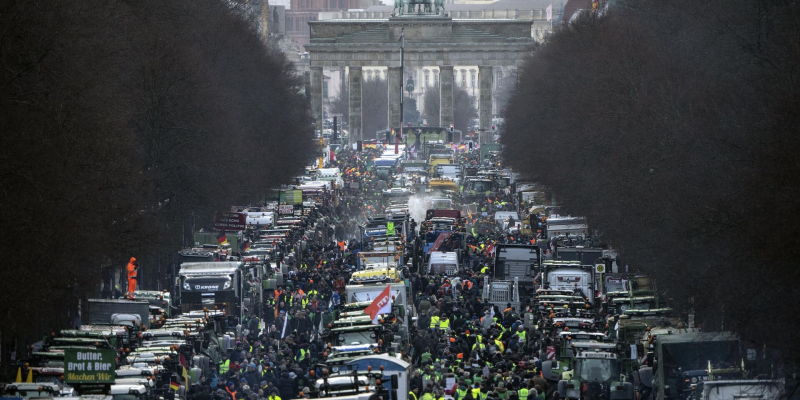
[183, 282, 190, 290]
[223, 281, 231, 289]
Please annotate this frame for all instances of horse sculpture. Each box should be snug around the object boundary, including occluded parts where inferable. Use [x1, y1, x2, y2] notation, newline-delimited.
[394, 0, 404, 14]
[434, 0, 444, 14]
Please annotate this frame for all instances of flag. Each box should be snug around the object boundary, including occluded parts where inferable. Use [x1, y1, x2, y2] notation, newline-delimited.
[170, 381, 180, 391]
[546, 4, 553, 21]
[387, 221, 395, 234]
[364, 285, 392, 324]
[217, 231, 228, 245]
[181, 365, 189, 388]
[239, 240, 250, 252]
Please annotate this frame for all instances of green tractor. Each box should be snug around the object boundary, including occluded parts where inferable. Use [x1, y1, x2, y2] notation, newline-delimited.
[556, 348, 635, 400]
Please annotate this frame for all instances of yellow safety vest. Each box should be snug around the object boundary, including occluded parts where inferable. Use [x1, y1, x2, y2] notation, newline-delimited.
[297, 348, 308, 361]
[422, 393, 434, 400]
[439, 318, 450, 329]
[471, 388, 481, 399]
[409, 392, 418, 400]
[219, 359, 230, 374]
[430, 316, 440, 329]
[518, 388, 529, 399]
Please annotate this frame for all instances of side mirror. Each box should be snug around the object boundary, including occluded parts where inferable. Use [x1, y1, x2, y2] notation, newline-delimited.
[638, 367, 654, 388]
[541, 360, 555, 381]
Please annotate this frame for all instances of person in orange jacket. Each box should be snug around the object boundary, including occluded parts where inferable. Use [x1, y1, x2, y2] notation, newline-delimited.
[126, 257, 139, 298]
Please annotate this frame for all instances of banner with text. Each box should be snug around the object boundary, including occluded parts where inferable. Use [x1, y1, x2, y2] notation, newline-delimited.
[64, 348, 115, 384]
[214, 212, 247, 231]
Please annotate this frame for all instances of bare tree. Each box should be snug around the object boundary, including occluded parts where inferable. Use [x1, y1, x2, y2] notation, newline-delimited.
[0, 0, 315, 349]
[501, 0, 800, 369]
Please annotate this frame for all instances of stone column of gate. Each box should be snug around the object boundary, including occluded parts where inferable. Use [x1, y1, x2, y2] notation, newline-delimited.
[348, 66, 363, 147]
[479, 66, 493, 136]
[310, 67, 324, 136]
[387, 67, 402, 133]
[439, 66, 454, 129]
[304, 71, 311, 100]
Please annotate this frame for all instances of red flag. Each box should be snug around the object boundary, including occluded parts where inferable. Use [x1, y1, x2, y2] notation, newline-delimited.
[485, 242, 495, 257]
[364, 286, 392, 324]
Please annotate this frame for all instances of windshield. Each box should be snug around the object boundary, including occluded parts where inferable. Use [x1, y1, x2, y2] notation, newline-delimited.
[339, 330, 377, 345]
[577, 358, 618, 382]
[471, 181, 492, 192]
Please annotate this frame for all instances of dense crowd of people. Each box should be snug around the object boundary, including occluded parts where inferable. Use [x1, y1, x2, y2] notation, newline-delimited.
[190, 146, 560, 400]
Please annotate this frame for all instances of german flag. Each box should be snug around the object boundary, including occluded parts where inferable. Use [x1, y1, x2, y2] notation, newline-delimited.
[170, 381, 180, 391]
[217, 231, 228, 245]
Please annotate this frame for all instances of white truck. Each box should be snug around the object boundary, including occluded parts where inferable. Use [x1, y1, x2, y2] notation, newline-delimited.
[427, 251, 459, 276]
[541, 260, 596, 305]
[546, 216, 589, 238]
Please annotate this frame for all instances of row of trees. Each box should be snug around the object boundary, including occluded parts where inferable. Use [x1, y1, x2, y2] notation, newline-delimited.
[0, 0, 314, 344]
[329, 78, 477, 137]
[502, 0, 800, 365]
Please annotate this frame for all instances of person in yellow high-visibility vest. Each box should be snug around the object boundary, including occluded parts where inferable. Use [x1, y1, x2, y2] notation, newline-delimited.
[219, 353, 231, 374]
[439, 315, 450, 331]
[430, 314, 440, 331]
[470, 384, 481, 400]
[494, 338, 505, 353]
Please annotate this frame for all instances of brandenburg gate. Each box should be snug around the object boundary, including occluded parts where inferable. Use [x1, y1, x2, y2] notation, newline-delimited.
[305, 2, 534, 143]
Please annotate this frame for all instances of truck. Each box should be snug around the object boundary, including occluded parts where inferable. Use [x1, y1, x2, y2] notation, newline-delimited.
[493, 244, 540, 286]
[556, 247, 605, 267]
[345, 282, 409, 325]
[428, 154, 452, 175]
[541, 260, 596, 305]
[426, 251, 459, 276]
[637, 331, 742, 400]
[87, 299, 152, 328]
[482, 276, 521, 312]
[546, 216, 589, 239]
[175, 261, 244, 323]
